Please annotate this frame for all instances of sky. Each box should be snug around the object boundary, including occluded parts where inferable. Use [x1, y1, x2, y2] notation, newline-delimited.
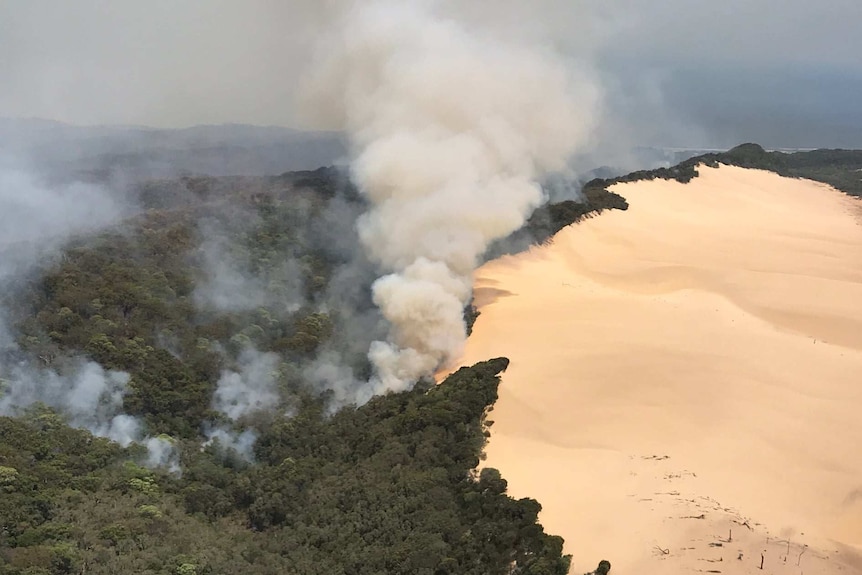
[1, 0, 860, 148]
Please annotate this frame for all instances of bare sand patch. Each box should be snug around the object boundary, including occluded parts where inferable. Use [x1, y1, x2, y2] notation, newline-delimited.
[445, 165, 862, 573]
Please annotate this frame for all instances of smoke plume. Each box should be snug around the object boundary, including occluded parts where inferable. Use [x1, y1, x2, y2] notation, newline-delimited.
[0, 361, 139, 444]
[0, 161, 179, 469]
[193, 221, 306, 316]
[212, 347, 281, 421]
[203, 347, 285, 462]
[304, 0, 600, 394]
[203, 427, 259, 463]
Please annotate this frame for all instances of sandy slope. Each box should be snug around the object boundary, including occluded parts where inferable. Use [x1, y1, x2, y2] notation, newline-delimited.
[445, 165, 862, 574]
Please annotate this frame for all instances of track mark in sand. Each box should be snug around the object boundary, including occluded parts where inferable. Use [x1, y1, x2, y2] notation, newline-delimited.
[642, 454, 670, 461]
[626, 452, 842, 572]
[665, 471, 697, 480]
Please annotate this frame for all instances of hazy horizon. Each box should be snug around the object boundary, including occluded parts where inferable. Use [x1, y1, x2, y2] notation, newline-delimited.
[2, 1, 860, 150]
[1, 117, 847, 154]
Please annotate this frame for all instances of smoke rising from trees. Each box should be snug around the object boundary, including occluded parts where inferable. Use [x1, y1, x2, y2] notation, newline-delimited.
[0, 162, 178, 469]
[303, 0, 601, 392]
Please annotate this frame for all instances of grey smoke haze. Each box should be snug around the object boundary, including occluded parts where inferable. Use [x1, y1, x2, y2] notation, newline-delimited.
[0, 161, 127, 443]
[0, 164, 125, 268]
[0, 121, 347, 185]
[194, 224, 306, 315]
[0, 161, 178, 469]
[298, 276, 395, 411]
[0, 162, 126, 349]
[186, 162, 388, 411]
[2, 1, 860, 148]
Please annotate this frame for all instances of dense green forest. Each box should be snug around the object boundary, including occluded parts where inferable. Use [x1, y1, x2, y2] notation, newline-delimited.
[0, 166, 628, 574]
[487, 185, 629, 259]
[1, 359, 575, 575]
[583, 143, 862, 197]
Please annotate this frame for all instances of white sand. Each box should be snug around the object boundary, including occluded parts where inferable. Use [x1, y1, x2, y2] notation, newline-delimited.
[444, 165, 862, 574]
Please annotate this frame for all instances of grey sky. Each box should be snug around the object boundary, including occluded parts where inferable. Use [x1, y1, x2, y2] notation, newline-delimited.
[1, 0, 859, 147]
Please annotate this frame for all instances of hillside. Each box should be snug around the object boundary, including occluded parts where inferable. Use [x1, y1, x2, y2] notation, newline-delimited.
[0, 165, 627, 575]
[582, 143, 862, 198]
[0, 120, 347, 182]
[1, 358, 579, 575]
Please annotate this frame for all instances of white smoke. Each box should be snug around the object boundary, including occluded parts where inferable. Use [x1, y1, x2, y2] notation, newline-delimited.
[0, 361, 136, 444]
[0, 161, 179, 470]
[303, 349, 371, 409]
[303, 0, 600, 395]
[212, 347, 281, 421]
[0, 162, 131, 442]
[205, 347, 283, 461]
[0, 167, 124, 254]
[193, 221, 306, 316]
[144, 435, 182, 474]
[203, 427, 259, 462]
[0, 361, 180, 471]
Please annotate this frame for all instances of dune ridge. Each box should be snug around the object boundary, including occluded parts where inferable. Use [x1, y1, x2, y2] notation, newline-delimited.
[447, 165, 862, 573]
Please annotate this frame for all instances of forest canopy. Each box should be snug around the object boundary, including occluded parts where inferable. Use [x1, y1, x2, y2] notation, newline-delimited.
[582, 143, 862, 197]
[0, 165, 627, 575]
[0, 358, 572, 575]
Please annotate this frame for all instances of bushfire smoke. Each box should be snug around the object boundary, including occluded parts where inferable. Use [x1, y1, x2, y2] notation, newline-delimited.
[0, 161, 178, 469]
[304, 0, 601, 393]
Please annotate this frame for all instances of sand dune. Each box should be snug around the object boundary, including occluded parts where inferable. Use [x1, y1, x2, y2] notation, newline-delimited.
[445, 165, 862, 574]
